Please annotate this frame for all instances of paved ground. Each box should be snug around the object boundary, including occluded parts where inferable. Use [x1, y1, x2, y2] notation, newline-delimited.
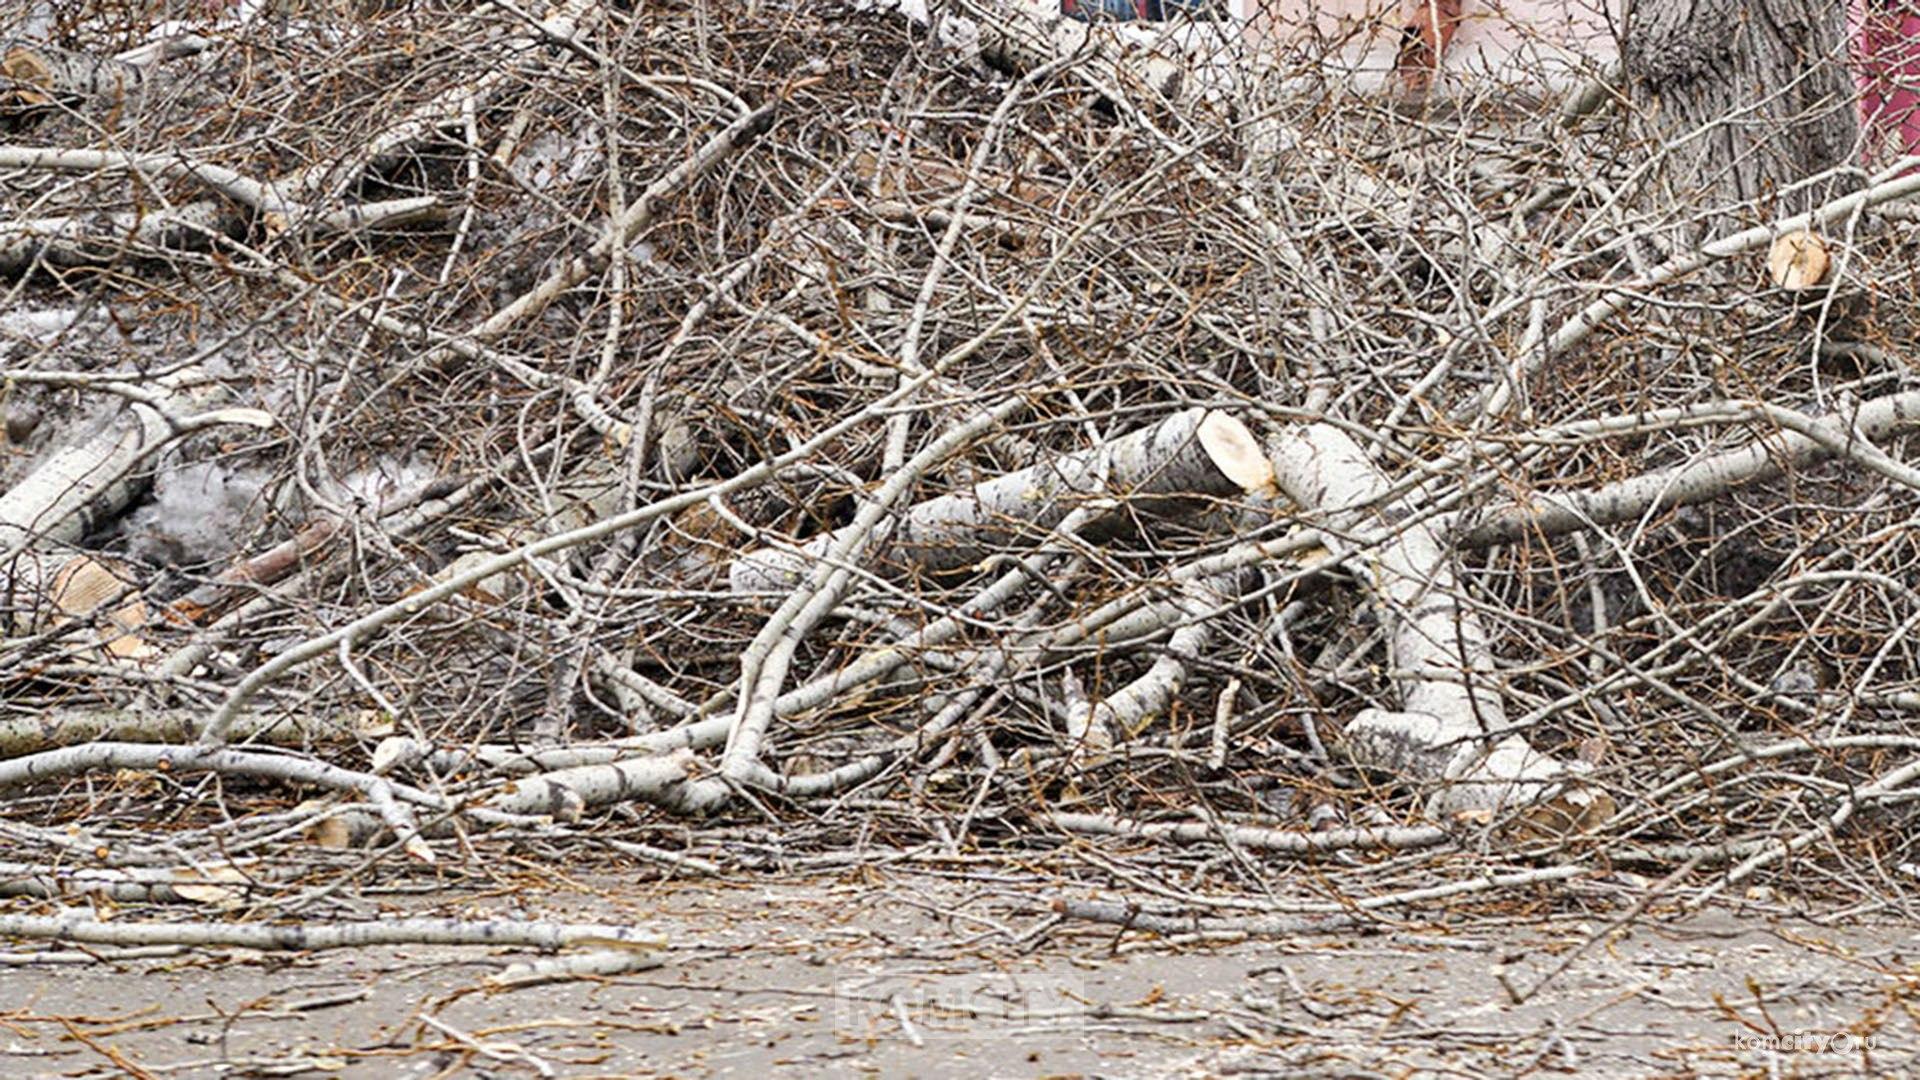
[2, 874, 1915, 1078]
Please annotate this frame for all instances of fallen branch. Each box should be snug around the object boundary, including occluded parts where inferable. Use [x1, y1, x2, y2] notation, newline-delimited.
[1480, 154, 1920, 420]
[1045, 811, 1450, 856]
[0, 146, 448, 274]
[0, 707, 380, 757]
[0, 202, 232, 273]
[1046, 863, 1591, 932]
[1269, 423, 1606, 827]
[0, 912, 666, 953]
[1458, 389, 1920, 546]
[1058, 580, 1222, 759]
[730, 407, 1272, 591]
[0, 861, 259, 905]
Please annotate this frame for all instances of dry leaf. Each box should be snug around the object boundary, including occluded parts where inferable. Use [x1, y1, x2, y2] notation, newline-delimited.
[171, 865, 249, 905]
[294, 799, 356, 850]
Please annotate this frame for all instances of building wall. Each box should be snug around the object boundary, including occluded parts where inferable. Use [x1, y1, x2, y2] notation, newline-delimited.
[1232, 0, 1622, 95]
[1853, 1, 1920, 160]
[1230, 1, 1918, 158]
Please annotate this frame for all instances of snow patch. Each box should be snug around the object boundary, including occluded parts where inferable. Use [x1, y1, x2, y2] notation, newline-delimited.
[123, 460, 272, 568]
[857, 0, 981, 53]
[0, 309, 85, 345]
[327, 457, 436, 513]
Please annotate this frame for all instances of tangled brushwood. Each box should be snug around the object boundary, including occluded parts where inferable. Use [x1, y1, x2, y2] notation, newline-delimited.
[3, 0, 1920, 952]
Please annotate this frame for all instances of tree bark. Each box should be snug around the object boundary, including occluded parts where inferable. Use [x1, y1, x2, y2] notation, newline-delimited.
[1624, 0, 1859, 225]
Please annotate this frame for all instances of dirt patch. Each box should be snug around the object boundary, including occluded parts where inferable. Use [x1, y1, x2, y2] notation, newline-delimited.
[3, 873, 1915, 1078]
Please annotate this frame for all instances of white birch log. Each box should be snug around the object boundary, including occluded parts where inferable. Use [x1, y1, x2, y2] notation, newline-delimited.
[0, 145, 447, 273]
[1059, 579, 1224, 759]
[0, 375, 272, 552]
[2, 43, 151, 112]
[0, 707, 380, 757]
[0, 912, 666, 953]
[0, 146, 303, 227]
[299, 746, 705, 847]
[1045, 811, 1449, 856]
[0, 377, 269, 656]
[1269, 423, 1607, 827]
[1458, 389, 1920, 547]
[484, 748, 700, 820]
[0, 861, 255, 904]
[0, 201, 233, 274]
[730, 407, 1272, 592]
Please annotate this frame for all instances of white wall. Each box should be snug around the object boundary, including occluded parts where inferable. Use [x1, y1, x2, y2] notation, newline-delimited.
[1233, 0, 1623, 95]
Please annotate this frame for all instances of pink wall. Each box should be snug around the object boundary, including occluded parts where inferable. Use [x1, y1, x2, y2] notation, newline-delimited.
[1853, 2, 1920, 160]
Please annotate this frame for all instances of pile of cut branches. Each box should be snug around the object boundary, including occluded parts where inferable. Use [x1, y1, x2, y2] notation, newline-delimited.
[3, 0, 1919, 958]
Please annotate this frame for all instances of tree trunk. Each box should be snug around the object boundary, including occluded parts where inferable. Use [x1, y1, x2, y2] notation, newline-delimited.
[1625, 0, 1860, 227]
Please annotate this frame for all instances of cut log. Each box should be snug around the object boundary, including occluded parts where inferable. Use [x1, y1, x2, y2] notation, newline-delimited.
[0, 376, 271, 661]
[0, 379, 259, 552]
[729, 407, 1274, 592]
[0, 551, 152, 659]
[1766, 229, 1831, 290]
[1269, 423, 1607, 828]
[1, 43, 150, 115]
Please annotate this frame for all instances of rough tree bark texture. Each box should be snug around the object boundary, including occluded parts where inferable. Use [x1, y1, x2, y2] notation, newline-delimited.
[1625, 0, 1860, 222]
